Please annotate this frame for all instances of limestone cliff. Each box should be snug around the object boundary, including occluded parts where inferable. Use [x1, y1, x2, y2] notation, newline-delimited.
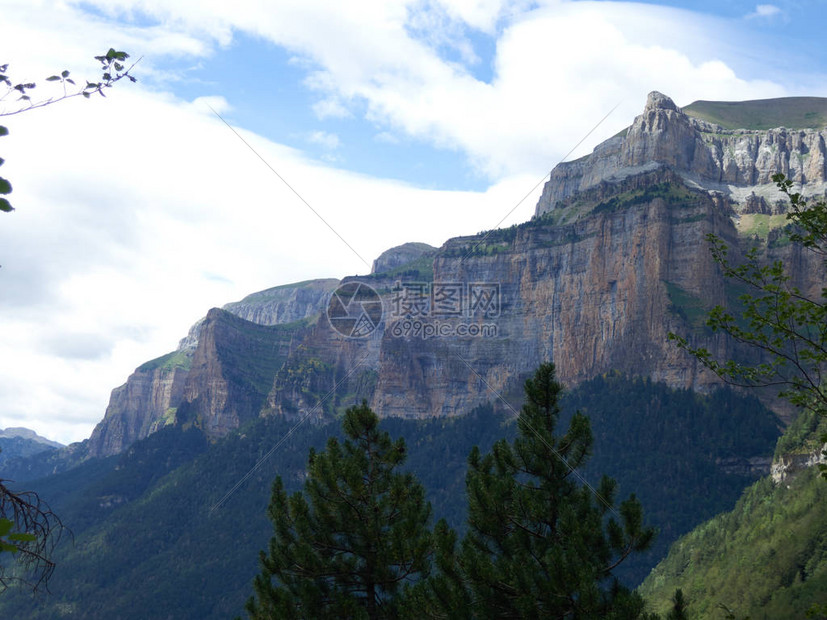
[88, 361, 189, 458]
[177, 278, 339, 351]
[271, 168, 752, 423]
[178, 308, 308, 439]
[535, 91, 827, 217]
[88, 279, 336, 457]
[85, 92, 825, 458]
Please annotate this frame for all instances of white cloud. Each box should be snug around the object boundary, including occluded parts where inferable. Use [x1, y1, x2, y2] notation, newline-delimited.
[307, 130, 341, 150]
[375, 131, 401, 144]
[312, 97, 352, 119]
[191, 95, 231, 114]
[41, 0, 789, 181]
[746, 4, 782, 19]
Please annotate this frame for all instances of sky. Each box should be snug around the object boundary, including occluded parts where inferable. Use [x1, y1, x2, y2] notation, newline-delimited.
[1, 0, 826, 445]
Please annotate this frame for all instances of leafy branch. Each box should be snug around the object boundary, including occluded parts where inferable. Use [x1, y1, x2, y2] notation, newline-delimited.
[0, 49, 138, 117]
[0, 49, 138, 215]
[669, 174, 827, 475]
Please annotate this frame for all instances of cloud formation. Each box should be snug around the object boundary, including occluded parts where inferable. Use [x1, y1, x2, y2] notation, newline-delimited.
[746, 4, 782, 20]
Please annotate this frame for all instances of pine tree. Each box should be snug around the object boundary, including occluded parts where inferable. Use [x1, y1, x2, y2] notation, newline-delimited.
[417, 363, 655, 618]
[245, 401, 433, 620]
[666, 589, 689, 620]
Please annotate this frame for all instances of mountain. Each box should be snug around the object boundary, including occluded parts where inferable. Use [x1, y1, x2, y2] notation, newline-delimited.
[4, 91, 824, 618]
[86, 279, 338, 457]
[683, 96, 827, 131]
[0, 427, 62, 467]
[0, 427, 62, 448]
[80, 92, 824, 461]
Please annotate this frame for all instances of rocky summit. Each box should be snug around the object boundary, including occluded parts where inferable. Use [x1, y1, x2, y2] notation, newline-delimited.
[536, 91, 827, 216]
[86, 92, 825, 458]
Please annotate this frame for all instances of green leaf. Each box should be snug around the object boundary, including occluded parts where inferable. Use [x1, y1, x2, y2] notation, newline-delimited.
[0, 197, 13, 212]
[9, 532, 36, 543]
[45, 75, 61, 82]
[0, 519, 13, 536]
[61, 69, 70, 78]
[0, 176, 12, 195]
[66, 78, 75, 85]
[0, 125, 7, 137]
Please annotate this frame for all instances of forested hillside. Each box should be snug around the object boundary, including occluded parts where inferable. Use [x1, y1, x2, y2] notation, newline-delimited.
[0, 377, 778, 618]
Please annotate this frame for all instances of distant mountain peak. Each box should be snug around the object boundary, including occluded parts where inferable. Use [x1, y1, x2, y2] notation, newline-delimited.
[0, 427, 63, 448]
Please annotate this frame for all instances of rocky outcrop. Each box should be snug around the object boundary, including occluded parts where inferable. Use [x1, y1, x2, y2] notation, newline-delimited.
[716, 456, 773, 477]
[178, 308, 307, 438]
[88, 363, 189, 458]
[535, 91, 827, 217]
[89, 279, 337, 457]
[177, 278, 339, 351]
[771, 444, 827, 485]
[371, 242, 437, 274]
[221, 278, 339, 327]
[258, 170, 760, 424]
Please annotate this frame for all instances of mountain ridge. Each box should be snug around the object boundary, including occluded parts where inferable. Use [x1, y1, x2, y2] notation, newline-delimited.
[75, 92, 824, 459]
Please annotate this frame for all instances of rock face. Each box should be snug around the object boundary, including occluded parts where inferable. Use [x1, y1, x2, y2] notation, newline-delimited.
[86, 92, 825, 458]
[88, 363, 189, 458]
[177, 278, 339, 351]
[371, 242, 437, 274]
[535, 91, 827, 216]
[88, 280, 335, 457]
[771, 444, 827, 485]
[277, 168, 744, 423]
[222, 279, 339, 327]
[178, 308, 308, 438]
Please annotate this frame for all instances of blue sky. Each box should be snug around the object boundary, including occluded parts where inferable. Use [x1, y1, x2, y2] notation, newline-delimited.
[1, 0, 826, 443]
[131, 0, 826, 190]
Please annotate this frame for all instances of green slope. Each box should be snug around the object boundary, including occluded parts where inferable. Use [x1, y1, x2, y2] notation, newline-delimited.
[640, 468, 827, 619]
[683, 96, 827, 130]
[639, 411, 827, 619]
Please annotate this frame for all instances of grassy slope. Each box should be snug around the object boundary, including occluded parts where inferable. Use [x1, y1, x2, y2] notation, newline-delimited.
[683, 97, 827, 130]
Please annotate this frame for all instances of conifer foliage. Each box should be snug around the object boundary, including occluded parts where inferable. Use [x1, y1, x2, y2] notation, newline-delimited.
[245, 401, 433, 619]
[414, 362, 656, 618]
